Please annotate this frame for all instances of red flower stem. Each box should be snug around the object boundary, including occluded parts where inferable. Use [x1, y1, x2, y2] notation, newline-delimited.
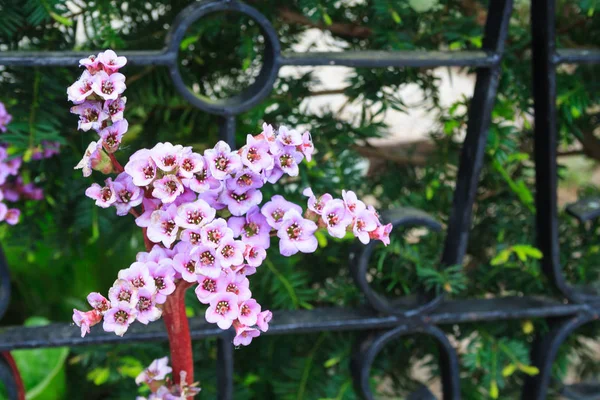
[1, 352, 25, 400]
[162, 281, 194, 391]
[109, 153, 124, 173]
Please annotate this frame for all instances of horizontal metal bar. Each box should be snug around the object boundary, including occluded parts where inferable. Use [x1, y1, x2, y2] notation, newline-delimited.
[0, 50, 173, 67]
[0, 296, 591, 351]
[554, 49, 600, 65]
[566, 197, 600, 223]
[279, 50, 499, 68]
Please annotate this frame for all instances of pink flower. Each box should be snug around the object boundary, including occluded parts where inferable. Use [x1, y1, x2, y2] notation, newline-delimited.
[180, 228, 202, 245]
[216, 239, 245, 268]
[205, 292, 239, 329]
[174, 199, 215, 229]
[0, 103, 12, 132]
[244, 245, 266, 267]
[91, 71, 126, 100]
[79, 55, 101, 73]
[241, 135, 273, 172]
[70, 101, 108, 132]
[113, 173, 143, 216]
[178, 152, 204, 179]
[135, 287, 162, 324]
[277, 126, 303, 147]
[261, 195, 303, 229]
[321, 199, 353, 238]
[233, 324, 260, 346]
[228, 205, 271, 249]
[342, 190, 366, 215]
[181, 164, 221, 194]
[135, 198, 162, 228]
[103, 97, 127, 122]
[204, 141, 242, 180]
[232, 264, 257, 277]
[256, 310, 272, 332]
[273, 143, 303, 177]
[100, 119, 128, 153]
[135, 357, 172, 385]
[369, 223, 393, 246]
[148, 261, 176, 304]
[299, 131, 314, 162]
[191, 245, 221, 278]
[197, 185, 226, 210]
[4, 209, 19, 225]
[72, 309, 102, 337]
[220, 188, 263, 216]
[195, 273, 228, 304]
[137, 245, 170, 263]
[103, 302, 137, 336]
[147, 204, 179, 247]
[87, 292, 110, 314]
[152, 175, 184, 203]
[238, 299, 261, 326]
[67, 70, 94, 104]
[352, 208, 379, 244]
[108, 279, 139, 308]
[170, 249, 200, 283]
[223, 274, 252, 302]
[85, 178, 117, 208]
[277, 209, 318, 256]
[303, 187, 332, 215]
[225, 169, 264, 193]
[125, 150, 158, 186]
[150, 142, 185, 173]
[98, 49, 127, 72]
[75, 140, 103, 177]
[200, 218, 234, 248]
[118, 262, 156, 292]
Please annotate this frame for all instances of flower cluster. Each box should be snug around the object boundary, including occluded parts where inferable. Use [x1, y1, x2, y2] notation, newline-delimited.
[67, 50, 128, 177]
[135, 357, 200, 399]
[0, 102, 59, 225]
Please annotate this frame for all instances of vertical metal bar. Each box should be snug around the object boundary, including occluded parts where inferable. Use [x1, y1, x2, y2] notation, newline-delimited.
[216, 332, 234, 400]
[219, 115, 237, 149]
[0, 244, 11, 321]
[441, 0, 513, 266]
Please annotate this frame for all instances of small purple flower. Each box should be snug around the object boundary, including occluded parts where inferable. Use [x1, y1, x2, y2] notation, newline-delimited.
[67, 70, 94, 104]
[197, 185, 226, 210]
[73, 309, 102, 338]
[321, 199, 353, 238]
[100, 119, 128, 153]
[152, 174, 184, 203]
[233, 325, 260, 346]
[75, 140, 103, 177]
[277, 209, 318, 256]
[195, 273, 228, 304]
[261, 195, 303, 229]
[180, 228, 202, 245]
[135, 197, 162, 228]
[103, 302, 137, 336]
[70, 101, 108, 132]
[174, 199, 215, 230]
[352, 208, 379, 244]
[204, 141, 242, 180]
[4, 208, 19, 225]
[113, 173, 143, 216]
[170, 250, 200, 283]
[342, 190, 366, 215]
[277, 126, 303, 147]
[303, 187, 333, 215]
[103, 97, 127, 122]
[137, 245, 170, 263]
[135, 287, 162, 324]
[178, 152, 204, 179]
[244, 245, 266, 267]
[370, 223, 393, 246]
[0, 102, 12, 132]
[125, 149, 158, 186]
[256, 310, 272, 332]
[228, 206, 271, 249]
[135, 357, 172, 385]
[205, 292, 239, 330]
[85, 178, 117, 208]
[273, 142, 303, 177]
[299, 131, 314, 162]
[191, 244, 221, 278]
[200, 218, 234, 248]
[79, 54, 101, 73]
[224, 274, 252, 302]
[148, 261, 176, 304]
[225, 169, 264, 193]
[87, 292, 110, 314]
[147, 204, 179, 247]
[91, 71, 126, 101]
[181, 164, 221, 194]
[108, 279, 139, 308]
[172, 187, 198, 207]
[150, 142, 185, 173]
[118, 262, 156, 293]
[238, 298, 261, 326]
[241, 135, 274, 173]
[216, 238, 245, 268]
[98, 49, 127, 72]
[220, 188, 263, 216]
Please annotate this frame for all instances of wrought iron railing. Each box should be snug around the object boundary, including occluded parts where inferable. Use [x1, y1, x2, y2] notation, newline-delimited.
[0, 0, 598, 399]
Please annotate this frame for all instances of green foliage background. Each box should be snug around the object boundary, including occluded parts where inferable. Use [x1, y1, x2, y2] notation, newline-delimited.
[0, 0, 599, 398]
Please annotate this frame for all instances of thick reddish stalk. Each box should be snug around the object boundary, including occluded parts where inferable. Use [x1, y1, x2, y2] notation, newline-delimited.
[162, 281, 194, 390]
[109, 153, 124, 173]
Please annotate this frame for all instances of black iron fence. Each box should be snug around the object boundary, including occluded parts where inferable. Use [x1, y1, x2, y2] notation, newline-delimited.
[0, 0, 599, 399]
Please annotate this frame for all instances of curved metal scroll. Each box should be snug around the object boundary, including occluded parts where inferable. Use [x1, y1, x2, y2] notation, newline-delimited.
[350, 324, 461, 400]
[350, 207, 443, 317]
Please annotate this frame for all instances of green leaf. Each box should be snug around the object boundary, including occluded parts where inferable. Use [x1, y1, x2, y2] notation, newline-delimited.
[491, 249, 511, 266]
[49, 12, 73, 27]
[502, 364, 517, 377]
[322, 13, 333, 26]
[323, 357, 340, 368]
[391, 11, 402, 24]
[518, 364, 539, 376]
[87, 367, 110, 386]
